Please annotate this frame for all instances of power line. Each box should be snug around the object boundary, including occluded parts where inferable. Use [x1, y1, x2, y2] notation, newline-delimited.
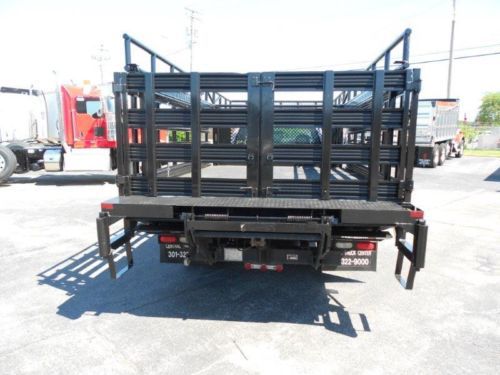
[416, 43, 500, 57]
[411, 51, 500, 65]
[290, 43, 500, 71]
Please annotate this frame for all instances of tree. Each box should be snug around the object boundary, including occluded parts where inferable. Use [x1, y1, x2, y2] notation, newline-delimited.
[478, 92, 500, 125]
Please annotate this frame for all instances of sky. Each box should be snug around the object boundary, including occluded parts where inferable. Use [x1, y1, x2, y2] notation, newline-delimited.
[0, 0, 499, 119]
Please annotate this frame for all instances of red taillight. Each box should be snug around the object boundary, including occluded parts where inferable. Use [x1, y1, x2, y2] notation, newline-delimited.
[409, 210, 424, 219]
[101, 202, 113, 210]
[244, 263, 283, 272]
[159, 235, 177, 244]
[355, 242, 377, 251]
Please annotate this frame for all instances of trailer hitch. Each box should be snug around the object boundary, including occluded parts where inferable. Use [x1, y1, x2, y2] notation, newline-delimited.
[96, 213, 136, 279]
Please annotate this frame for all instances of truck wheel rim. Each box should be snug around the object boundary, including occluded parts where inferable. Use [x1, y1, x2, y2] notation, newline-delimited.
[0, 154, 5, 171]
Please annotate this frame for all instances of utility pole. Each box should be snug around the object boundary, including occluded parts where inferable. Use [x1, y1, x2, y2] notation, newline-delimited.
[92, 44, 110, 84]
[185, 7, 200, 71]
[446, 0, 456, 98]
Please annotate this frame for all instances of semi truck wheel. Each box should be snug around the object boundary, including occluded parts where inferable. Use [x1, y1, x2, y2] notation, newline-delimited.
[438, 144, 446, 166]
[446, 142, 452, 158]
[0, 145, 17, 183]
[430, 145, 439, 168]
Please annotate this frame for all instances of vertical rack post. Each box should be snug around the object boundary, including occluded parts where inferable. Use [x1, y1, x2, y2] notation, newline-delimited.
[144, 73, 157, 196]
[113, 73, 126, 195]
[403, 69, 421, 202]
[402, 29, 411, 68]
[368, 70, 384, 201]
[124, 36, 131, 68]
[259, 72, 275, 197]
[190, 73, 201, 197]
[396, 70, 413, 182]
[151, 54, 157, 74]
[384, 51, 391, 70]
[320, 71, 334, 200]
[247, 73, 261, 196]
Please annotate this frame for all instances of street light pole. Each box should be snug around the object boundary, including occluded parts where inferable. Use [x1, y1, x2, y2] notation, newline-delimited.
[446, 0, 456, 98]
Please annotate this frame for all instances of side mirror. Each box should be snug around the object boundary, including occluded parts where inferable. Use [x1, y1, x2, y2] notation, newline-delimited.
[92, 109, 103, 119]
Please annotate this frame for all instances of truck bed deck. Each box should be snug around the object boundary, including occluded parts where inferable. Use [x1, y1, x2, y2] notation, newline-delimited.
[104, 195, 403, 210]
[101, 194, 417, 226]
[188, 165, 362, 181]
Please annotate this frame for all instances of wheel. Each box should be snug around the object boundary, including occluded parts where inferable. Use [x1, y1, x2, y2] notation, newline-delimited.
[456, 140, 464, 158]
[0, 145, 17, 183]
[438, 144, 446, 166]
[446, 142, 452, 158]
[6, 142, 28, 173]
[430, 145, 439, 168]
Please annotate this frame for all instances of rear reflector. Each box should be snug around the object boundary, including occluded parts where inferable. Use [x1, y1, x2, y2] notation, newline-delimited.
[159, 235, 177, 244]
[355, 242, 377, 251]
[101, 202, 113, 210]
[409, 210, 424, 219]
[335, 241, 353, 249]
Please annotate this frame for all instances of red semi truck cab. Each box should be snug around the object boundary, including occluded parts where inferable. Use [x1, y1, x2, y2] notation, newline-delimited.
[60, 84, 116, 149]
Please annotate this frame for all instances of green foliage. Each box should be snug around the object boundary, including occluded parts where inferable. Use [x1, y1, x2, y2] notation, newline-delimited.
[478, 92, 500, 125]
[459, 122, 478, 143]
[169, 131, 189, 142]
[464, 149, 500, 157]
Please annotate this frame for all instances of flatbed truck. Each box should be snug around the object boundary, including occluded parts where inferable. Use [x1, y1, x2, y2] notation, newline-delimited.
[97, 29, 428, 289]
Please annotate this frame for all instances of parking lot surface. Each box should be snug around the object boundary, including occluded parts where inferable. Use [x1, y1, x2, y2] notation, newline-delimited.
[0, 156, 499, 374]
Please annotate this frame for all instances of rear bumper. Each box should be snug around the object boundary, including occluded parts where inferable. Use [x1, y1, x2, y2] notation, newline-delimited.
[96, 196, 428, 289]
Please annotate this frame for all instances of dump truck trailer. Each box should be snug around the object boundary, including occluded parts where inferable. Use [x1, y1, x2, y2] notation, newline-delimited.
[97, 29, 428, 289]
[415, 98, 463, 167]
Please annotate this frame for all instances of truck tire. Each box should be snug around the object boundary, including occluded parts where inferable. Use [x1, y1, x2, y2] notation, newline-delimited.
[6, 142, 29, 173]
[438, 143, 446, 166]
[430, 145, 439, 168]
[0, 145, 17, 183]
[456, 140, 464, 158]
[446, 142, 452, 158]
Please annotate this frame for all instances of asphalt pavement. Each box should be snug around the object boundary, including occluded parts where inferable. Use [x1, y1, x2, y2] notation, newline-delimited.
[0, 156, 499, 374]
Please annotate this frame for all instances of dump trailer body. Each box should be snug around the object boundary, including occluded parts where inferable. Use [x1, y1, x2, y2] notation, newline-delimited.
[98, 30, 428, 289]
[415, 98, 463, 167]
